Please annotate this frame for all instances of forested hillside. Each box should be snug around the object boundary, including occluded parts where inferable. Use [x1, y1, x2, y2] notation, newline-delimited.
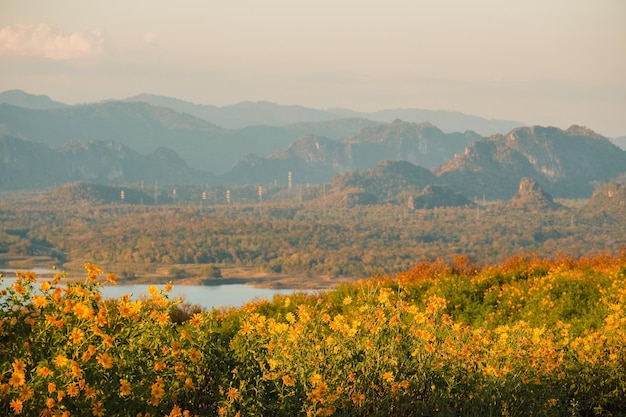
[1, 185, 624, 281]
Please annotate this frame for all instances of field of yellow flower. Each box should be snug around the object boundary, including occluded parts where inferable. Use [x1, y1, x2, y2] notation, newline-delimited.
[1, 252, 625, 416]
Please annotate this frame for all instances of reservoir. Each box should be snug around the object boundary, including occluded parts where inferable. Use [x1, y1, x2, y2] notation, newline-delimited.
[0, 270, 306, 310]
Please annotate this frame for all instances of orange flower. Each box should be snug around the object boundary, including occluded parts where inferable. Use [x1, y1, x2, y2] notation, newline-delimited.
[188, 348, 201, 363]
[184, 377, 194, 392]
[67, 383, 80, 397]
[97, 352, 113, 369]
[10, 399, 23, 414]
[106, 273, 117, 284]
[12, 359, 26, 374]
[227, 387, 240, 402]
[189, 313, 203, 326]
[92, 401, 105, 417]
[9, 372, 25, 387]
[310, 373, 323, 385]
[33, 294, 48, 308]
[382, 371, 394, 383]
[38, 367, 51, 378]
[282, 375, 295, 386]
[120, 379, 132, 397]
[70, 328, 84, 344]
[19, 384, 34, 401]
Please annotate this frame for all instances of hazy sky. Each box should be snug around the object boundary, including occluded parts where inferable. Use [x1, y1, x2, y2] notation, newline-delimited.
[1, 0, 625, 136]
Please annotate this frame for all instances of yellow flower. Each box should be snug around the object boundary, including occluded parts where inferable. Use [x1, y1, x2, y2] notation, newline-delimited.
[151, 377, 165, 399]
[352, 392, 365, 406]
[310, 373, 323, 385]
[10, 399, 23, 414]
[48, 382, 57, 393]
[46, 397, 55, 409]
[38, 367, 51, 378]
[12, 359, 26, 374]
[343, 296, 352, 305]
[106, 273, 117, 284]
[92, 401, 105, 417]
[97, 352, 113, 369]
[154, 362, 166, 371]
[71, 328, 85, 344]
[19, 384, 33, 401]
[382, 371, 394, 383]
[120, 379, 132, 397]
[84, 384, 96, 399]
[282, 375, 295, 386]
[73, 302, 94, 320]
[168, 405, 182, 417]
[9, 372, 25, 387]
[227, 387, 240, 402]
[82, 345, 96, 362]
[103, 335, 114, 348]
[188, 348, 201, 363]
[189, 313, 203, 326]
[184, 377, 194, 392]
[33, 294, 48, 308]
[67, 383, 80, 397]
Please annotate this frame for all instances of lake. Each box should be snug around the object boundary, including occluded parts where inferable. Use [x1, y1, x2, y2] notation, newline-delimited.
[0, 269, 305, 310]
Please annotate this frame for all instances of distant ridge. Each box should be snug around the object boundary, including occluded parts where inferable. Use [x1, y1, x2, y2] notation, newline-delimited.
[1, 89, 524, 135]
[123, 93, 524, 135]
[0, 89, 67, 109]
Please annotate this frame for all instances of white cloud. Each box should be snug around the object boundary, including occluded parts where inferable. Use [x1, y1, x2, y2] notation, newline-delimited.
[0, 23, 104, 60]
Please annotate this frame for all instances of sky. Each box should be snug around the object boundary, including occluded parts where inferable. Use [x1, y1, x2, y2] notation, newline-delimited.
[1, 0, 625, 137]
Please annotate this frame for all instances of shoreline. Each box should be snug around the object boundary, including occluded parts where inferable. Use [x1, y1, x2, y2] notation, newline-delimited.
[1, 260, 362, 290]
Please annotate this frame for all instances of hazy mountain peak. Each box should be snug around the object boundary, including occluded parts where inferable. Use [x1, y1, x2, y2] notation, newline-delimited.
[565, 125, 604, 139]
[0, 89, 67, 109]
[508, 177, 560, 210]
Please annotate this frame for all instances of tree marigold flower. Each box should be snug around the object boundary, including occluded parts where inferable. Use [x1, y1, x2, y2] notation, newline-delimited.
[188, 348, 201, 363]
[382, 371, 394, 383]
[106, 273, 117, 284]
[19, 384, 34, 401]
[97, 353, 113, 369]
[10, 398, 23, 414]
[120, 379, 132, 397]
[92, 401, 105, 417]
[189, 313, 203, 326]
[33, 294, 48, 308]
[226, 387, 240, 402]
[9, 371, 25, 387]
[12, 359, 26, 374]
[282, 375, 295, 386]
[184, 377, 194, 392]
[310, 373, 323, 385]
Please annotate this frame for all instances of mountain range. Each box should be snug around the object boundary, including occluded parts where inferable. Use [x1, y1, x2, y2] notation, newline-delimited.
[1, 90, 625, 200]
